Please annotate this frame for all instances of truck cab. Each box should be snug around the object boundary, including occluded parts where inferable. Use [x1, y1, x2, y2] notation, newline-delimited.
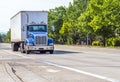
[24, 24, 54, 54]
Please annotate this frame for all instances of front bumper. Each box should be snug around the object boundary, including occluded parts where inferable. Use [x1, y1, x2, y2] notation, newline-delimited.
[26, 45, 54, 51]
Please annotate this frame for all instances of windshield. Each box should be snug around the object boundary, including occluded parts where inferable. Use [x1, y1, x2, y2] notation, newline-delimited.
[27, 25, 47, 32]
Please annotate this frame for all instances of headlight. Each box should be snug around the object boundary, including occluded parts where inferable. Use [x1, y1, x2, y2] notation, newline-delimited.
[49, 43, 54, 46]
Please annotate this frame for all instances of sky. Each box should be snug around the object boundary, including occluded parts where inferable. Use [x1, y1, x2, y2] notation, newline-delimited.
[0, 0, 72, 33]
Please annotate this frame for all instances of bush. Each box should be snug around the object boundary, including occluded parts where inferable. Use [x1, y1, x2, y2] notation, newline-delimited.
[107, 37, 120, 47]
[92, 41, 103, 46]
[106, 38, 115, 46]
[113, 38, 120, 46]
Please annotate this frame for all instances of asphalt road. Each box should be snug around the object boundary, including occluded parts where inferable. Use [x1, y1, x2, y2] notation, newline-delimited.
[0, 43, 120, 82]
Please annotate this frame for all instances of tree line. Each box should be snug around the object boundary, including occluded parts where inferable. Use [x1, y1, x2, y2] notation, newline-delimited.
[1, 0, 120, 47]
[48, 0, 120, 47]
[0, 29, 11, 43]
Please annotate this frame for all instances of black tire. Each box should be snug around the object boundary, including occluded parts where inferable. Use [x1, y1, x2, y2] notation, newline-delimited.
[50, 50, 54, 54]
[12, 43, 19, 51]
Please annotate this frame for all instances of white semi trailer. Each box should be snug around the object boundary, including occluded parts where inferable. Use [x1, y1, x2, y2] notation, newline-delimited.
[11, 11, 54, 54]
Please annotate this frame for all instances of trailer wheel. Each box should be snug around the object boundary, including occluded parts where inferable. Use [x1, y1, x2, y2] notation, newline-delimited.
[12, 43, 19, 51]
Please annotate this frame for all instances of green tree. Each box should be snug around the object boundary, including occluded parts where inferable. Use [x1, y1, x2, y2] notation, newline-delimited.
[0, 34, 2, 42]
[79, 0, 120, 46]
[6, 29, 11, 42]
[60, 0, 89, 44]
[0, 34, 6, 42]
[78, 8, 94, 45]
[48, 6, 66, 43]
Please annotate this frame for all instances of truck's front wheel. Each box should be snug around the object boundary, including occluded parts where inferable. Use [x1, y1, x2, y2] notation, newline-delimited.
[49, 50, 54, 54]
[25, 50, 30, 54]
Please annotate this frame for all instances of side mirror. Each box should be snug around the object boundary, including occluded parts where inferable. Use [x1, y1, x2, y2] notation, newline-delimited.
[51, 25, 55, 31]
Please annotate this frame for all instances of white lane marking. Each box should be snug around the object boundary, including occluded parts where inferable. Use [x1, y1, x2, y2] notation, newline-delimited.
[44, 61, 120, 82]
[4, 50, 120, 82]
[47, 69, 60, 73]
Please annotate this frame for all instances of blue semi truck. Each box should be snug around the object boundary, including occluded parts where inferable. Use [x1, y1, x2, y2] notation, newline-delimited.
[11, 11, 54, 54]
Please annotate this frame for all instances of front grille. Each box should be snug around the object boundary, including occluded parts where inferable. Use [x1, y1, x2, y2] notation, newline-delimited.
[35, 36, 47, 45]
